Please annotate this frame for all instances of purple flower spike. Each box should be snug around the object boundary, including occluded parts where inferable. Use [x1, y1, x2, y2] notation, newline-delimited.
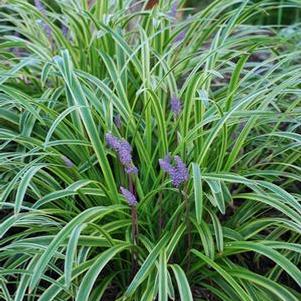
[172, 156, 189, 187]
[118, 140, 132, 166]
[44, 23, 52, 40]
[62, 23, 68, 37]
[114, 114, 122, 129]
[106, 133, 138, 174]
[174, 30, 186, 43]
[170, 96, 182, 116]
[159, 155, 173, 173]
[125, 165, 138, 175]
[159, 155, 189, 187]
[169, 1, 178, 19]
[105, 133, 120, 150]
[61, 155, 74, 168]
[34, 0, 46, 13]
[120, 186, 137, 206]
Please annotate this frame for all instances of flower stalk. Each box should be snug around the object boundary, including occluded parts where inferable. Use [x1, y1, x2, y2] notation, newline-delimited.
[128, 176, 139, 243]
[119, 174, 139, 277]
[129, 176, 138, 277]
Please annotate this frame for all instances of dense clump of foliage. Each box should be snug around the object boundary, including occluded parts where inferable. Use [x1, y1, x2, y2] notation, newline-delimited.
[0, 0, 301, 300]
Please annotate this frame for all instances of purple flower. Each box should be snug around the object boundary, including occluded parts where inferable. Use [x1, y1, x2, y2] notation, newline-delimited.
[62, 23, 68, 37]
[36, 19, 52, 38]
[12, 47, 21, 57]
[105, 133, 120, 150]
[117, 139, 132, 166]
[34, 0, 46, 13]
[169, 1, 178, 19]
[114, 114, 122, 129]
[44, 23, 52, 40]
[61, 155, 74, 168]
[174, 30, 186, 43]
[159, 155, 189, 187]
[105, 133, 138, 174]
[173, 156, 189, 186]
[170, 96, 182, 116]
[120, 186, 137, 206]
[159, 155, 173, 174]
[125, 165, 138, 175]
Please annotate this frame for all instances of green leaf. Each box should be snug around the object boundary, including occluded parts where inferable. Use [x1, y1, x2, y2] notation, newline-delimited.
[192, 250, 252, 301]
[124, 234, 170, 298]
[192, 163, 203, 224]
[65, 224, 85, 288]
[29, 205, 124, 290]
[208, 209, 224, 253]
[170, 264, 193, 301]
[206, 179, 225, 214]
[53, 50, 118, 201]
[158, 249, 168, 301]
[228, 268, 299, 301]
[225, 241, 301, 287]
[15, 164, 46, 214]
[76, 244, 130, 301]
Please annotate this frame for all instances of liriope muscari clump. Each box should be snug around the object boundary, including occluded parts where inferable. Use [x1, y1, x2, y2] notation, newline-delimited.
[105, 133, 191, 274]
[105, 133, 138, 175]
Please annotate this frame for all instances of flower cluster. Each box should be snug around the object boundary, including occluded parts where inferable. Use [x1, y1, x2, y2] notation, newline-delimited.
[120, 186, 137, 206]
[159, 155, 189, 187]
[105, 133, 138, 174]
[34, 0, 46, 13]
[174, 30, 186, 43]
[170, 96, 182, 116]
[169, 0, 178, 19]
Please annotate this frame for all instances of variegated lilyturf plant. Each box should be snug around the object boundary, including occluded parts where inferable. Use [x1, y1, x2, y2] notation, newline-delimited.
[0, 0, 301, 300]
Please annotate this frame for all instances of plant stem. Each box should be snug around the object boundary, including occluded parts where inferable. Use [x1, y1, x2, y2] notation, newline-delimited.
[129, 176, 138, 277]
